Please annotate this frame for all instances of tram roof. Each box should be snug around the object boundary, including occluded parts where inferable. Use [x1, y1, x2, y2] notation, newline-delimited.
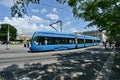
[34, 31, 76, 38]
[33, 31, 100, 40]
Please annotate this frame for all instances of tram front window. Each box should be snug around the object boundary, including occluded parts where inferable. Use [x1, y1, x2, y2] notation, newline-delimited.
[33, 36, 45, 45]
[34, 37, 39, 45]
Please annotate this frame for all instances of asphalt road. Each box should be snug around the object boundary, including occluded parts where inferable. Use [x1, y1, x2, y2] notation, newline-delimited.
[0, 44, 102, 69]
[0, 44, 57, 68]
[0, 44, 119, 80]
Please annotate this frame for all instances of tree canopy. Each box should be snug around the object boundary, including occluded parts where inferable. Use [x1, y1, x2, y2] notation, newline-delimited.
[11, 0, 40, 17]
[56, 0, 120, 40]
[11, 0, 120, 40]
[0, 24, 17, 42]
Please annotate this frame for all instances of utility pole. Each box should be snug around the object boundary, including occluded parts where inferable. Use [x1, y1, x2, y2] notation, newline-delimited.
[7, 25, 10, 42]
[6, 24, 10, 50]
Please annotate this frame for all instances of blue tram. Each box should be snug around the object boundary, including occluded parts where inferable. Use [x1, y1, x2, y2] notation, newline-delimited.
[30, 31, 100, 51]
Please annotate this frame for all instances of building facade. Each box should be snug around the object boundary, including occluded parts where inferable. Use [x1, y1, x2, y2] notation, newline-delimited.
[17, 34, 30, 41]
[75, 30, 107, 42]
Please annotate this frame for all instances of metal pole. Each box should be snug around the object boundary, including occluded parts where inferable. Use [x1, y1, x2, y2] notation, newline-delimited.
[60, 20, 63, 32]
[60, 25, 62, 32]
[7, 25, 10, 42]
[7, 24, 10, 50]
[84, 36, 86, 47]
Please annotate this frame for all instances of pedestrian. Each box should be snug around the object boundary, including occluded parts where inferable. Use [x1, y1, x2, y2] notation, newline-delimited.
[24, 40, 26, 47]
[109, 41, 112, 49]
[115, 41, 120, 51]
[102, 41, 105, 46]
[26, 40, 29, 48]
[104, 41, 107, 49]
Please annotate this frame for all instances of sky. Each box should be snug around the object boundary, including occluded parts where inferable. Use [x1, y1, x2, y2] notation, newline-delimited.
[0, 0, 97, 37]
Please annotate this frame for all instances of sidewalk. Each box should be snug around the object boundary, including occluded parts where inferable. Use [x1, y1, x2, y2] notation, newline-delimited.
[109, 48, 120, 80]
[95, 45, 120, 80]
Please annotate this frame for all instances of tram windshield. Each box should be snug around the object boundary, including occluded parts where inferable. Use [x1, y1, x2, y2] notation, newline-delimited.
[33, 36, 46, 45]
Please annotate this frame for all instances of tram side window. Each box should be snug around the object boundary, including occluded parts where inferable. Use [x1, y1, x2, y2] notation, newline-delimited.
[34, 37, 76, 45]
[55, 38, 60, 44]
[97, 40, 100, 43]
[47, 37, 55, 45]
[45, 37, 48, 45]
[46, 37, 64, 45]
[65, 38, 70, 44]
[47, 37, 75, 44]
[85, 39, 89, 43]
[86, 39, 93, 43]
[78, 39, 84, 44]
[65, 38, 69, 44]
[90, 40, 93, 43]
[54, 38, 70, 44]
[54, 38, 73, 44]
[34, 36, 45, 45]
[58, 38, 63, 44]
[40, 37, 45, 45]
[60, 38, 68, 44]
[94, 40, 99, 43]
[68, 38, 75, 44]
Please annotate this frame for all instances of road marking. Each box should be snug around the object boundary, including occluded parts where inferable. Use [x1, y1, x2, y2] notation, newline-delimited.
[95, 51, 115, 80]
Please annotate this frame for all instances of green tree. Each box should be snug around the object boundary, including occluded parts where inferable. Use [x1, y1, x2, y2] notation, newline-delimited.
[11, 0, 120, 40]
[11, 0, 40, 17]
[56, 0, 120, 40]
[0, 24, 17, 42]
